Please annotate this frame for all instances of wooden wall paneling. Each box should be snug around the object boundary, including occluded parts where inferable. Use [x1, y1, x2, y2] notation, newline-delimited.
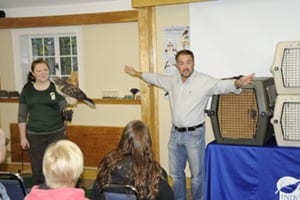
[10, 123, 30, 163]
[10, 123, 124, 167]
[138, 7, 160, 160]
[66, 125, 123, 167]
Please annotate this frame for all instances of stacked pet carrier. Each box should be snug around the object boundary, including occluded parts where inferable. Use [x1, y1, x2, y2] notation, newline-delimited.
[270, 41, 300, 147]
[207, 40, 300, 147]
[207, 77, 276, 146]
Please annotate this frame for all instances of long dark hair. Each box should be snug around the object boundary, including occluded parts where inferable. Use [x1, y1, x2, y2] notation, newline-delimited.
[96, 120, 163, 199]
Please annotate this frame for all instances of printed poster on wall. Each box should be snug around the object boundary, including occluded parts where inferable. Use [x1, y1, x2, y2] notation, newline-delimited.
[163, 26, 190, 75]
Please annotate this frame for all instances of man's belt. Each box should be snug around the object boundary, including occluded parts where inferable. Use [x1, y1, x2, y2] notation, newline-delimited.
[174, 123, 205, 132]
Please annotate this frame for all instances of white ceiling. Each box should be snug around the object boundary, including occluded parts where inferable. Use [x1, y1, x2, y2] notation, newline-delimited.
[0, 0, 112, 9]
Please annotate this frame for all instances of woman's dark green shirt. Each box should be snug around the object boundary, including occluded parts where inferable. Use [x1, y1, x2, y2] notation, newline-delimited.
[18, 82, 66, 134]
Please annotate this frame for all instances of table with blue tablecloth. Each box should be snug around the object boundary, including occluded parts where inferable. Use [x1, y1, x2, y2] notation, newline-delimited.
[205, 139, 300, 200]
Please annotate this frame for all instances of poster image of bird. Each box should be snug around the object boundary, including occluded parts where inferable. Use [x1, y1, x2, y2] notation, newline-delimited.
[52, 76, 96, 109]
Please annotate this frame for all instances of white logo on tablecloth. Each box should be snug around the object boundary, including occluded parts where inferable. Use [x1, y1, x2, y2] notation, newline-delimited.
[275, 176, 300, 200]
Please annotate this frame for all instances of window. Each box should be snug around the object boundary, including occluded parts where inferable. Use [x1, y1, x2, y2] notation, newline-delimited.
[30, 35, 78, 79]
[12, 27, 82, 91]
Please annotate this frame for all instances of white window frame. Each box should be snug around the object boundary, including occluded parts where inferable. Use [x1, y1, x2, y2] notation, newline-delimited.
[12, 26, 84, 92]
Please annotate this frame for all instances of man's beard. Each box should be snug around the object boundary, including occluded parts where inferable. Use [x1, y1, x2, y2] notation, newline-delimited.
[181, 69, 193, 79]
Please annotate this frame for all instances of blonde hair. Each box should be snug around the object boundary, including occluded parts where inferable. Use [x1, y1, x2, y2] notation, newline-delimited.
[43, 139, 83, 188]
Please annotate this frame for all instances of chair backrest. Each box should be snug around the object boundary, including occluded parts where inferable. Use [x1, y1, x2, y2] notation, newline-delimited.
[102, 183, 139, 200]
[0, 172, 27, 200]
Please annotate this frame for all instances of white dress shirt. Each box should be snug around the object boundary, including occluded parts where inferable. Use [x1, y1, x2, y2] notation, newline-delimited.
[142, 71, 241, 127]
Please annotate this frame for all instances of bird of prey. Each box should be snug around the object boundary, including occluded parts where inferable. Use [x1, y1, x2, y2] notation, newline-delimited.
[52, 76, 96, 109]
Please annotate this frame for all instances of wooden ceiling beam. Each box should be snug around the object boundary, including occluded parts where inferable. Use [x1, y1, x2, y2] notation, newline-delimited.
[0, 10, 138, 29]
[132, 0, 210, 8]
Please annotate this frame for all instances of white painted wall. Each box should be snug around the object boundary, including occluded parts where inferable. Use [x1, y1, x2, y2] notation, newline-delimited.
[190, 0, 300, 78]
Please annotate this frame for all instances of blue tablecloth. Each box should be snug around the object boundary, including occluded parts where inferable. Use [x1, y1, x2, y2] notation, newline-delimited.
[205, 139, 300, 200]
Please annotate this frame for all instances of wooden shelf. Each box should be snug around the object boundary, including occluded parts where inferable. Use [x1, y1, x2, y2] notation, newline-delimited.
[93, 98, 141, 105]
[0, 98, 140, 105]
[0, 98, 19, 103]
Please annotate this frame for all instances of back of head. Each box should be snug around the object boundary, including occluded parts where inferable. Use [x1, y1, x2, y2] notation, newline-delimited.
[118, 120, 153, 162]
[99, 120, 162, 199]
[43, 139, 83, 189]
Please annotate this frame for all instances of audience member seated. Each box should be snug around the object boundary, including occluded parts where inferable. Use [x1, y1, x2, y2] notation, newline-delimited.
[0, 128, 10, 200]
[90, 120, 174, 200]
[25, 139, 88, 200]
[0, 128, 8, 163]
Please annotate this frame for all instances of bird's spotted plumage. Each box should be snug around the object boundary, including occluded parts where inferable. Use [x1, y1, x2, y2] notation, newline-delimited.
[52, 76, 96, 108]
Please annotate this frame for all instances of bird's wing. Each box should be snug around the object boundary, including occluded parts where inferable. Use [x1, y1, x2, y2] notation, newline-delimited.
[60, 82, 85, 99]
[52, 77, 95, 108]
[57, 85, 78, 106]
[60, 82, 96, 108]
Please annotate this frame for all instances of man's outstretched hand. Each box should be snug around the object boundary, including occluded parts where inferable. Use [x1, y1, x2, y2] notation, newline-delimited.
[124, 65, 142, 78]
[234, 73, 255, 88]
